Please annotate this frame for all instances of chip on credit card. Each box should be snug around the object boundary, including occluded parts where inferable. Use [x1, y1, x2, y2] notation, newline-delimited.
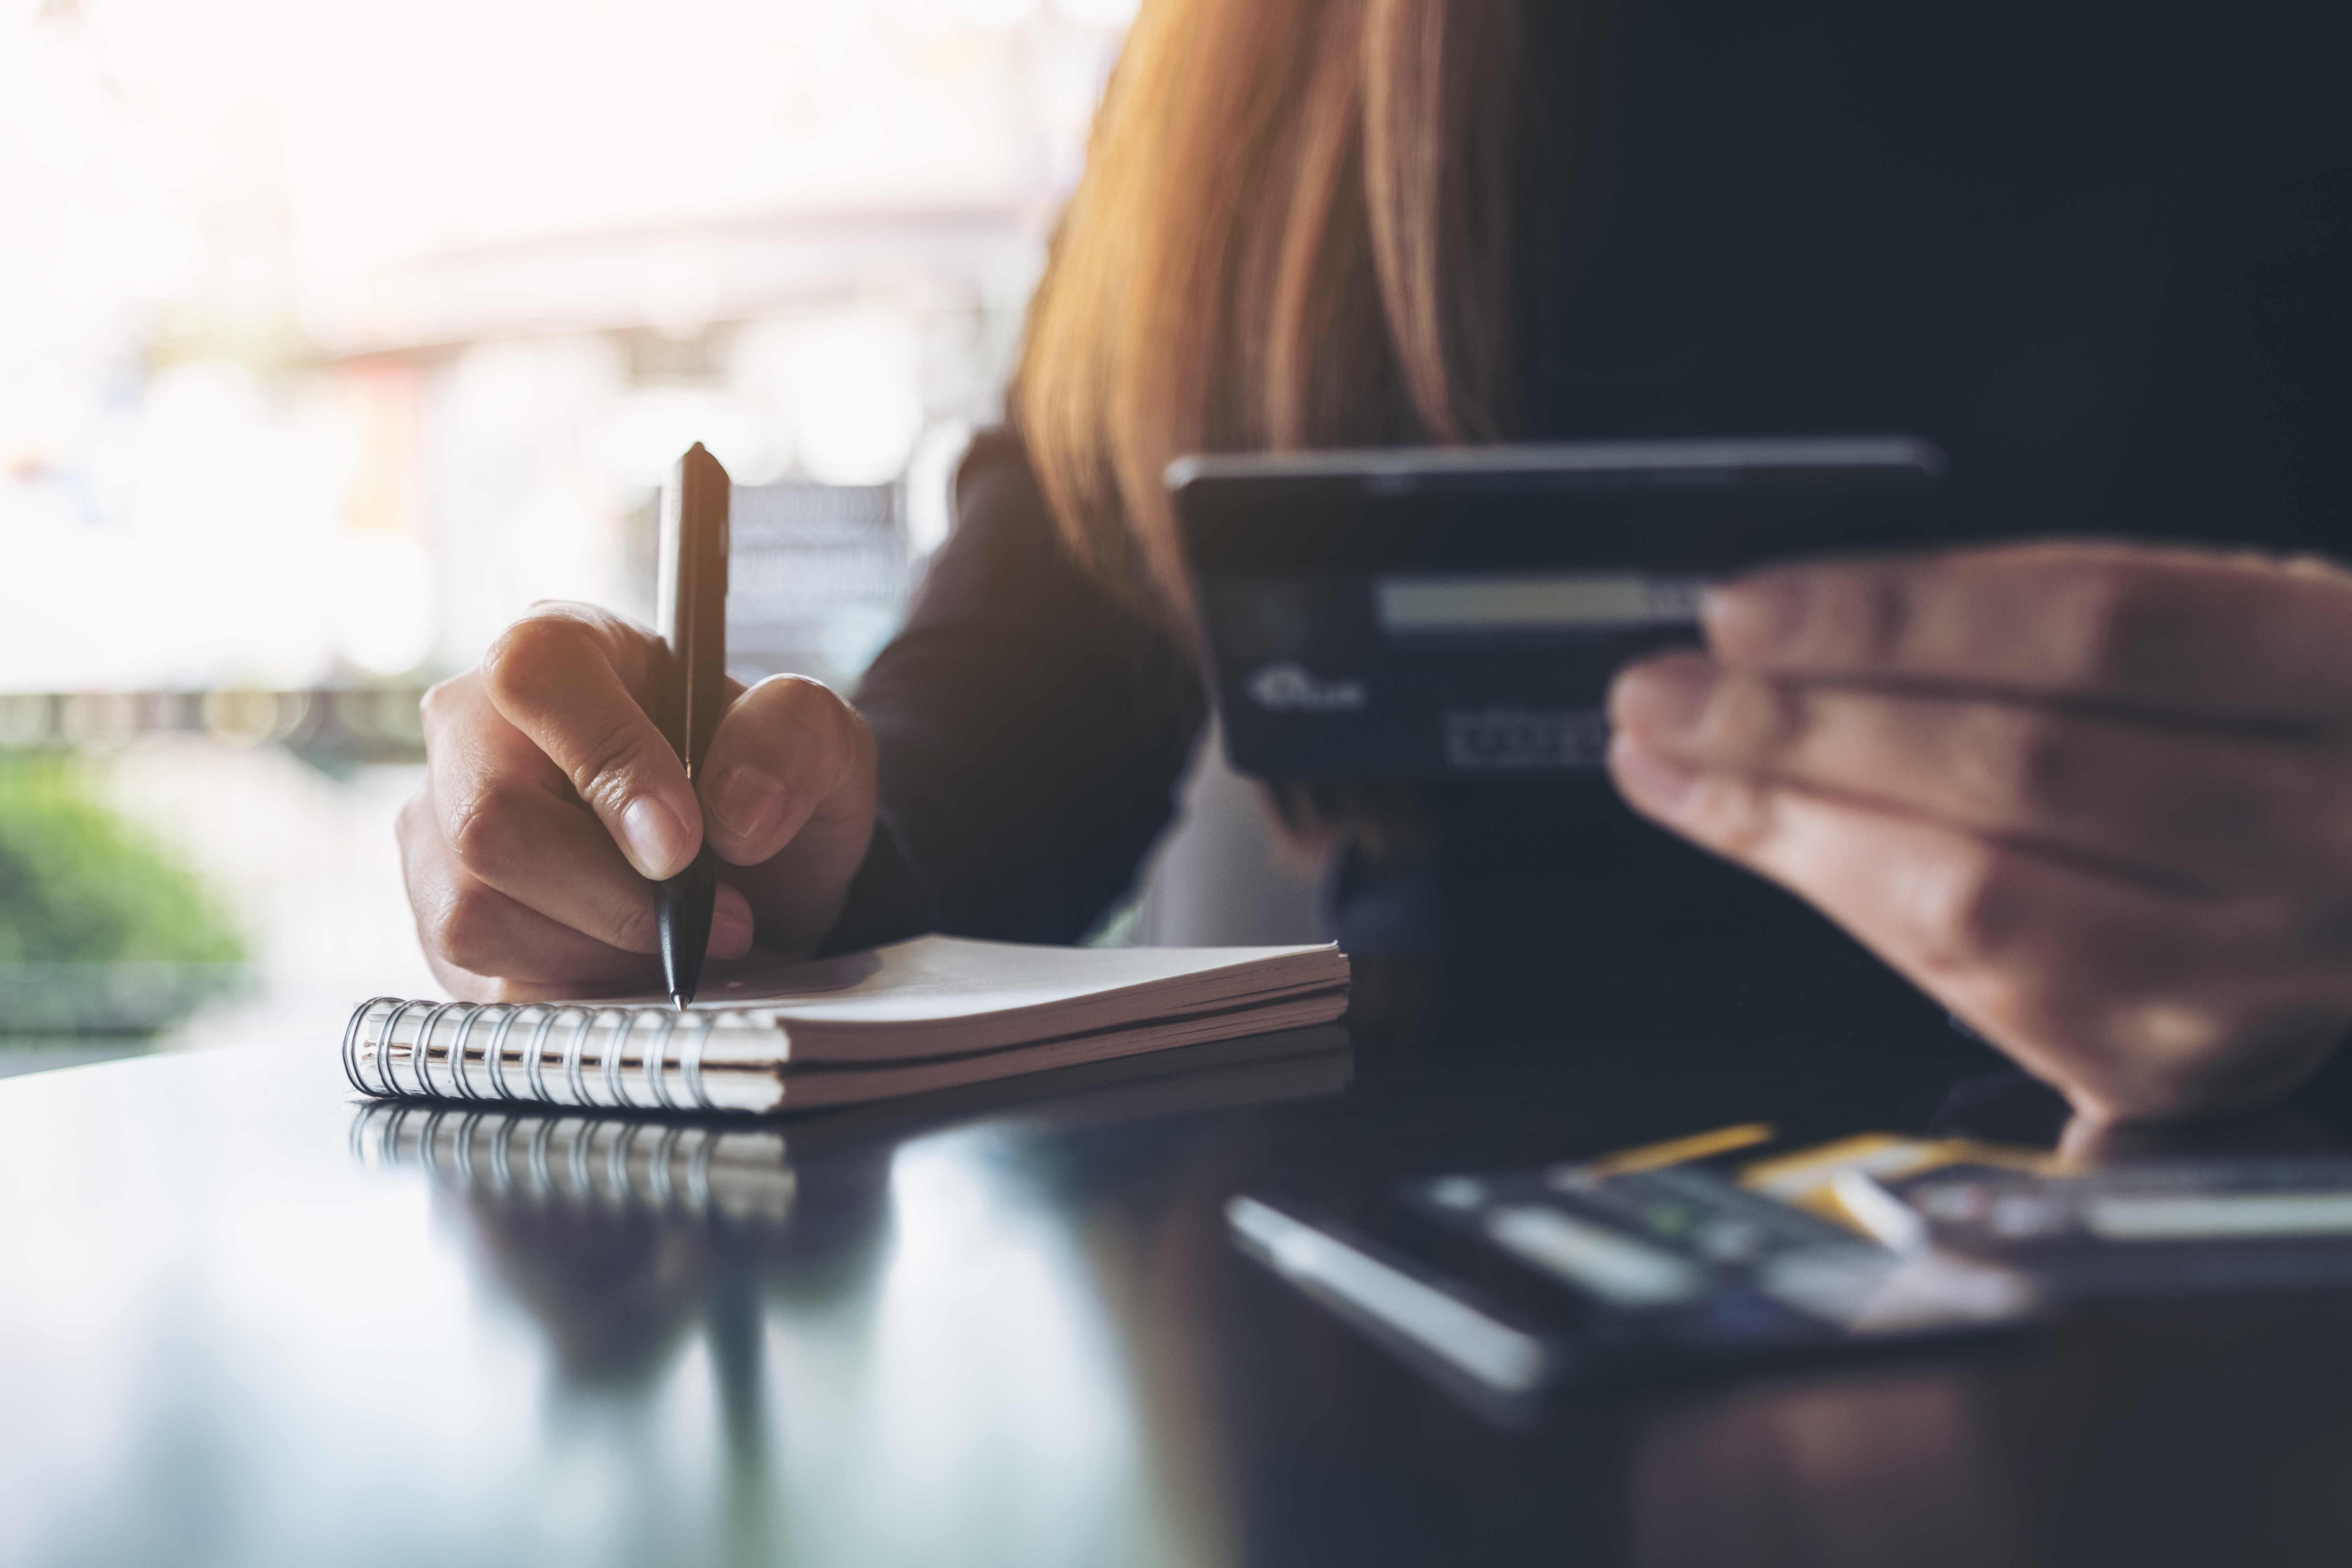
[1170, 437, 1956, 779]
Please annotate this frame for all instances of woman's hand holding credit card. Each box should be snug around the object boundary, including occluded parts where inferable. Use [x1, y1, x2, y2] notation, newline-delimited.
[1171, 440, 2352, 1128]
[1610, 543, 2352, 1125]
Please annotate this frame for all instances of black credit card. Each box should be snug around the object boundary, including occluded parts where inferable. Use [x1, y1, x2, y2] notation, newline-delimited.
[1169, 437, 1955, 780]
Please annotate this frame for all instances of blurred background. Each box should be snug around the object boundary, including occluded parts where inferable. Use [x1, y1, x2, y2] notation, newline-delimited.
[0, 0, 1142, 1073]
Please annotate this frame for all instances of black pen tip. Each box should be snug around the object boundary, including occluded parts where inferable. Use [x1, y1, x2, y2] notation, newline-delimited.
[674, 993, 692, 1012]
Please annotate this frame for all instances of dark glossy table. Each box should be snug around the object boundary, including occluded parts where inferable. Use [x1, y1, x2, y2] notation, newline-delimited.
[10, 949, 2352, 1568]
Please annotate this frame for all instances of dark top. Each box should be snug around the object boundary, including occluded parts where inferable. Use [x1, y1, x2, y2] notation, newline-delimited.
[831, 0, 2352, 959]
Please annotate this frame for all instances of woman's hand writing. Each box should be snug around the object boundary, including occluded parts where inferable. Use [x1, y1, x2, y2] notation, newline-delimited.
[397, 603, 876, 1002]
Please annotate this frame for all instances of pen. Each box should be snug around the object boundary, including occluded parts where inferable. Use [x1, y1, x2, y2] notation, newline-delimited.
[655, 442, 729, 1008]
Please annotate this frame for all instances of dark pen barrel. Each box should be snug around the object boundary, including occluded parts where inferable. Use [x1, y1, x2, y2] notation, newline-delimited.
[655, 441, 730, 1007]
[658, 845, 720, 1008]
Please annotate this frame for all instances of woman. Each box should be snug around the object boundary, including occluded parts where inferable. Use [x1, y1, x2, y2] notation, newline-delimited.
[399, 0, 2352, 1123]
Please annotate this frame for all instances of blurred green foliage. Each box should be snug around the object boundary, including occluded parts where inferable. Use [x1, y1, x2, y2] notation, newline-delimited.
[0, 754, 242, 965]
[0, 756, 246, 1034]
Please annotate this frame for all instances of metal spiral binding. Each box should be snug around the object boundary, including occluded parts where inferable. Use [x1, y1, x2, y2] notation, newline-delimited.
[379, 1001, 424, 1096]
[481, 1005, 525, 1102]
[642, 1009, 681, 1110]
[681, 1010, 716, 1112]
[558, 1006, 598, 1106]
[521, 1005, 561, 1103]
[343, 998, 404, 1096]
[599, 1011, 626, 1107]
[449, 1008, 490, 1097]
[342, 995, 731, 1113]
[411, 1002, 466, 1098]
[446, 1005, 487, 1100]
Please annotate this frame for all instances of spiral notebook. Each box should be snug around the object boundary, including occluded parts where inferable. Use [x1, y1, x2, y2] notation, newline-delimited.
[342, 935, 1350, 1113]
[349, 1024, 1354, 1226]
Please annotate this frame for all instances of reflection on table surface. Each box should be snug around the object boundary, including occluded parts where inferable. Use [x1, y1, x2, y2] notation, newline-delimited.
[10, 950, 2352, 1567]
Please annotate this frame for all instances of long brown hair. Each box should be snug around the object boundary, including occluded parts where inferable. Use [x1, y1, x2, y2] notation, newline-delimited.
[1013, 0, 1534, 629]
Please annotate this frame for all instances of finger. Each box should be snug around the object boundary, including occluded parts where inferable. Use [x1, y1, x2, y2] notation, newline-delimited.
[437, 779, 673, 953]
[420, 666, 569, 819]
[699, 675, 874, 867]
[423, 667, 727, 953]
[401, 782, 658, 984]
[1610, 651, 2352, 895]
[422, 678, 666, 951]
[416, 871, 754, 981]
[1702, 543, 2352, 724]
[401, 783, 753, 985]
[1608, 735, 2352, 1120]
[478, 605, 703, 879]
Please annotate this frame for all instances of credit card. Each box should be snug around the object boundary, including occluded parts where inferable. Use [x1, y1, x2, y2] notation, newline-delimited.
[1170, 438, 1957, 779]
[1401, 1158, 2032, 1363]
[1878, 1157, 2352, 1298]
[1229, 1124, 2039, 1413]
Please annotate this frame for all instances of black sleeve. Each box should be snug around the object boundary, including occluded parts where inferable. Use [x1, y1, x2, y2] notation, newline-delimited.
[823, 430, 1208, 950]
[2123, 92, 2352, 556]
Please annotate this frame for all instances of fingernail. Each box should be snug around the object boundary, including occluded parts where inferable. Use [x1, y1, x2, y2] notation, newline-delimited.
[1608, 734, 1699, 814]
[618, 795, 693, 879]
[709, 897, 754, 959]
[707, 765, 787, 845]
[1703, 575, 1805, 657]
[1611, 657, 1716, 741]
